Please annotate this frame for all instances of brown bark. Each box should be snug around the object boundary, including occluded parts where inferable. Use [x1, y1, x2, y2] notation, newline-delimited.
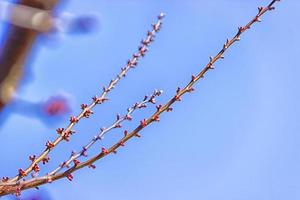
[0, 0, 59, 111]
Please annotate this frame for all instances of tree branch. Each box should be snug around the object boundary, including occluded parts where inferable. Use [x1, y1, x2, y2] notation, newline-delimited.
[5, 12, 165, 183]
[0, 0, 281, 197]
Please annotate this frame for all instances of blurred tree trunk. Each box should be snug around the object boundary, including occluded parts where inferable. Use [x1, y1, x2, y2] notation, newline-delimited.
[0, 0, 59, 111]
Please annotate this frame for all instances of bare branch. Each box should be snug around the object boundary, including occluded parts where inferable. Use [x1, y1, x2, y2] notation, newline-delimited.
[0, 0, 281, 197]
[6, 13, 165, 183]
[48, 90, 162, 177]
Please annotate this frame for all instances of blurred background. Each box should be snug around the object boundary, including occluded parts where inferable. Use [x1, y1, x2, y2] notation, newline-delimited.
[0, 0, 299, 199]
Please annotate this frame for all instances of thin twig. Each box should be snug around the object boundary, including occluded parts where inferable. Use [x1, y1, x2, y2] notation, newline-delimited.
[7, 13, 165, 183]
[49, 0, 281, 185]
[0, 0, 281, 196]
[48, 90, 162, 177]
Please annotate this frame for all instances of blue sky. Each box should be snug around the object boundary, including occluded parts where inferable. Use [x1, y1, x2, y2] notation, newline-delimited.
[1, 0, 300, 199]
